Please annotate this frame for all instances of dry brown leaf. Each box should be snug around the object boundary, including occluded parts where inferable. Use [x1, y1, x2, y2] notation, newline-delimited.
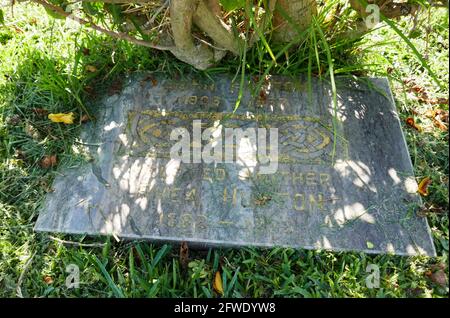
[43, 276, 54, 285]
[25, 123, 40, 139]
[180, 241, 189, 270]
[432, 118, 448, 131]
[435, 98, 449, 105]
[7, 114, 21, 126]
[419, 97, 449, 105]
[424, 109, 449, 131]
[85, 65, 98, 73]
[40, 155, 57, 169]
[213, 271, 224, 295]
[84, 85, 95, 97]
[410, 84, 426, 94]
[428, 270, 448, 287]
[13, 26, 24, 34]
[417, 177, 432, 196]
[417, 203, 445, 217]
[80, 114, 90, 123]
[405, 117, 423, 132]
[32, 108, 48, 116]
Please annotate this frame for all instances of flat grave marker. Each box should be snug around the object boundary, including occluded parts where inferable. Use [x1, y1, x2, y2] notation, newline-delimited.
[35, 74, 436, 256]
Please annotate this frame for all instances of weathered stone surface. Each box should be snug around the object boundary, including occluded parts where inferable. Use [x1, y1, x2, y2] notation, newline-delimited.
[34, 74, 436, 256]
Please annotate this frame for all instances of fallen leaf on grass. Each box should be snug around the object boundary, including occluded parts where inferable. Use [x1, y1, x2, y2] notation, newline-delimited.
[85, 65, 98, 73]
[40, 155, 57, 169]
[48, 112, 74, 124]
[410, 84, 426, 94]
[417, 177, 432, 196]
[425, 109, 449, 131]
[419, 97, 449, 105]
[425, 268, 448, 287]
[213, 271, 224, 296]
[417, 203, 445, 217]
[43, 276, 54, 285]
[13, 26, 24, 34]
[80, 114, 90, 123]
[431, 119, 448, 131]
[25, 123, 40, 139]
[180, 241, 189, 271]
[84, 85, 96, 97]
[405, 117, 423, 132]
[430, 270, 448, 287]
[403, 79, 448, 106]
[32, 108, 48, 116]
[7, 114, 21, 126]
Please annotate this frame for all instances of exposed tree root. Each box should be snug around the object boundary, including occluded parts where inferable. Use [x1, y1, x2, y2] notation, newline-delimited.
[27, 0, 423, 70]
[169, 0, 225, 70]
[193, 0, 242, 55]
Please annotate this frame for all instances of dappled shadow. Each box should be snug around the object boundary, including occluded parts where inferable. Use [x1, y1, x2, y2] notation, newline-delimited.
[34, 73, 436, 256]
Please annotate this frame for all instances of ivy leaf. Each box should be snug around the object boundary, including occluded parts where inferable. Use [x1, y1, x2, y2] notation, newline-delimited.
[220, 0, 245, 12]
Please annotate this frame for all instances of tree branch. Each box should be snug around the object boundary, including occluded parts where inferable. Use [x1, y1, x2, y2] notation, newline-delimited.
[30, 0, 173, 51]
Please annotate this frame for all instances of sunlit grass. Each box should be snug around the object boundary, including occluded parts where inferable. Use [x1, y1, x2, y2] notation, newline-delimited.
[0, 2, 448, 297]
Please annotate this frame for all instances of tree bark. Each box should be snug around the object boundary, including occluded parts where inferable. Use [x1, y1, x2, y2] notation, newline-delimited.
[272, 0, 317, 43]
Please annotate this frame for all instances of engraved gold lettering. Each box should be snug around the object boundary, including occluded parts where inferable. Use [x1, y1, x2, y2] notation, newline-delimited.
[188, 96, 198, 105]
[293, 172, 304, 184]
[309, 193, 324, 210]
[215, 168, 225, 181]
[306, 172, 317, 185]
[294, 193, 305, 211]
[180, 213, 192, 228]
[212, 96, 220, 107]
[203, 168, 213, 183]
[170, 188, 181, 200]
[223, 187, 238, 206]
[185, 188, 196, 201]
[320, 173, 331, 185]
[196, 215, 208, 230]
[200, 96, 208, 104]
[167, 213, 176, 227]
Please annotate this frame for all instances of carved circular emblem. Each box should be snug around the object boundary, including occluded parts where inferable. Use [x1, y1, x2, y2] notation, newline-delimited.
[278, 120, 331, 160]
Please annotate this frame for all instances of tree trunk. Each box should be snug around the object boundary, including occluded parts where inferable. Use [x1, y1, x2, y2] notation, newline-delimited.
[32, 0, 319, 68]
[272, 0, 317, 43]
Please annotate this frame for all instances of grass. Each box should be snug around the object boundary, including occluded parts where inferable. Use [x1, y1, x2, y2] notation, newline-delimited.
[0, 2, 448, 298]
